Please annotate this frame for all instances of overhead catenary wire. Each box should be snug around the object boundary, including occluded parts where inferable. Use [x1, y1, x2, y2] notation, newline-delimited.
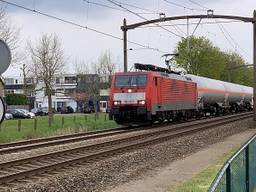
[163, 0, 206, 12]
[106, 0, 184, 38]
[219, 23, 250, 56]
[0, 0, 168, 54]
[187, 0, 209, 10]
[186, 0, 250, 56]
[108, 0, 162, 14]
[217, 23, 238, 51]
[83, 0, 158, 15]
[84, 0, 185, 38]
[84, 0, 123, 12]
[113, 0, 187, 36]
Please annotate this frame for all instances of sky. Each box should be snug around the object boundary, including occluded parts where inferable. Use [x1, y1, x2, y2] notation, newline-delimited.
[1, 0, 256, 77]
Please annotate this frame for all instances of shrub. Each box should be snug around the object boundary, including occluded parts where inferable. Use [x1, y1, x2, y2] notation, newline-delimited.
[5, 94, 27, 105]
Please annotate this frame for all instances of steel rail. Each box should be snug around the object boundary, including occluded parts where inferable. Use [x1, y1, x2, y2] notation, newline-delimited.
[0, 126, 129, 149]
[0, 112, 251, 155]
[0, 127, 140, 154]
[0, 112, 252, 186]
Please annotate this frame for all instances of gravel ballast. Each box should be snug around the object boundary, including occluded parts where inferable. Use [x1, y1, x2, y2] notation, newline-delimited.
[9, 118, 253, 192]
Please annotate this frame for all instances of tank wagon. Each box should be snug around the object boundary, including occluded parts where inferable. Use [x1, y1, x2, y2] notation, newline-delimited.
[109, 64, 253, 124]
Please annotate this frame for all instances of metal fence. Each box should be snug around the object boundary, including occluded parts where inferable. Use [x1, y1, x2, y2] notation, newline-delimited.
[208, 134, 256, 192]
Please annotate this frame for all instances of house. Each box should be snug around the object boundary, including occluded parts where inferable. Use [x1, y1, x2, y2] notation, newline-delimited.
[4, 73, 112, 112]
[34, 74, 77, 112]
[3, 76, 35, 109]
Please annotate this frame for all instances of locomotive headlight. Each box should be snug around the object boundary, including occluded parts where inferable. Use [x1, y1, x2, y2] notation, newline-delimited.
[138, 100, 146, 105]
[114, 101, 121, 105]
[128, 89, 132, 93]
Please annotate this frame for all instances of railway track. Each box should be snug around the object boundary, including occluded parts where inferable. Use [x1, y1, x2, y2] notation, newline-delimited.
[0, 112, 252, 188]
[0, 126, 135, 155]
[0, 112, 250, 155]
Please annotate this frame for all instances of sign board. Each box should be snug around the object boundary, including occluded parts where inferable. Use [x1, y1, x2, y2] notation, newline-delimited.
[0, 39, 11, 74]
[0, 97, 5, 124]
[0, 39, 11, 124]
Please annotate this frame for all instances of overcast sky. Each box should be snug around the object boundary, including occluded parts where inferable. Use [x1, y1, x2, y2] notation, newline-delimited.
[1, 0, 255, 77]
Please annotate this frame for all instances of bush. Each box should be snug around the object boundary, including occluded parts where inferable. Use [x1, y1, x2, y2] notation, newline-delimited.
[5, 94, 27, 105]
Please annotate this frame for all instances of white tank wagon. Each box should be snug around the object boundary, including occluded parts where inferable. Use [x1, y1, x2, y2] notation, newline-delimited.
[186, 74, 253, 112]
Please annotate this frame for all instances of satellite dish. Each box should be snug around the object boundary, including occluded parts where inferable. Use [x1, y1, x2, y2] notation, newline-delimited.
[0, 39, 11, 74]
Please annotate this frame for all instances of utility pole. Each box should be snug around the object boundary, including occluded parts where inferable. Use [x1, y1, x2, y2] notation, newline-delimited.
[123, 18, 128, 72]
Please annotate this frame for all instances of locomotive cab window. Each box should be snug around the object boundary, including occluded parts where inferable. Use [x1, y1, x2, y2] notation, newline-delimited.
[115, 75, 147, 87]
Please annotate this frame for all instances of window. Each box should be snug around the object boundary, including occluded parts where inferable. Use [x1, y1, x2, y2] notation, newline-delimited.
[65, 89, 75, 95]
[115, 75, 147, 87]
[25, 78, 33, 84]
[5, 78, 14, 85]
[64, 76, 76, 84]
[56, 78, 60, 84]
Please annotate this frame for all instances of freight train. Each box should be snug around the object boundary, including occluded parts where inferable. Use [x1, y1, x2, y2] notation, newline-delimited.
[109, 63, 253, 124]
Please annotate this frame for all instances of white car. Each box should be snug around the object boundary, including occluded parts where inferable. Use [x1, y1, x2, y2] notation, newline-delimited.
[19, 109, 35, 118]
[4, 113, 13, 120]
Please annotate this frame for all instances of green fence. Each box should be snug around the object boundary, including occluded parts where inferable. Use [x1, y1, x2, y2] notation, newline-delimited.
[208, 135, 256, 192]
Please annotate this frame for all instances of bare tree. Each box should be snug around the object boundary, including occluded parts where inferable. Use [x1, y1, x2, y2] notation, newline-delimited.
[73, 58, 90, 75]
[0, 7, 20, 64]
[76, 73, 100, 112]
[28, 33, 65, 126]
[96, 51, 115, 87]
[20, 63, 30, 96]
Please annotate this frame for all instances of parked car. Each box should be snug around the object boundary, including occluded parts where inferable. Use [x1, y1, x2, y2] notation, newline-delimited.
[31, 107, 55, 116]
[6, 109, 30, 119]
[61, 106, 74, 114]
[19, 109, 35, 118]
[83, 105, 94, 113]
[4, 113, 13, 120]
[31, 108, 45, 116]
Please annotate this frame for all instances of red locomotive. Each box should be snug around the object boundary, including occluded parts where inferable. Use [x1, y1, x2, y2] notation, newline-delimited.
[109, 63, 253, 124]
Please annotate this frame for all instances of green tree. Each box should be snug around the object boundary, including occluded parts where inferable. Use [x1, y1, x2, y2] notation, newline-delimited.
[221, 52, 252, 86]
[175, 36, 226, 79]
[175, 36, 252, 86]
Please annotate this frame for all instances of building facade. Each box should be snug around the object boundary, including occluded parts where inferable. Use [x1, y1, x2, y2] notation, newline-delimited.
[34, 74, 77, 112]
[4, 74, 110, 112]
[4, 76, 35, 108]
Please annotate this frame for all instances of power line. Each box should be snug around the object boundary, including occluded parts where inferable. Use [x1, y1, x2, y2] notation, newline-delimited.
[188, 0, 209, 10]
[163, 0, 206, 12]
[83, 0, 158, 15]
[83, 0, 123, 12]
[220, 24, 249, 56]
[218, 23, 249, 56]
[106, 0, 184, 38]
[101, 0, 186, 37]
[84, 0, 179, 48]
[0, 0, 168, 54]
[216, 21, 238, 51]
[109, 0, 161, 14]
[186, 0, 249, 56]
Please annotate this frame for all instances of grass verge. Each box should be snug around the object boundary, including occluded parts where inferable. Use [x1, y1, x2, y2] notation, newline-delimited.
[0, 113, 118, 143]
[170, 144, 242, 192]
